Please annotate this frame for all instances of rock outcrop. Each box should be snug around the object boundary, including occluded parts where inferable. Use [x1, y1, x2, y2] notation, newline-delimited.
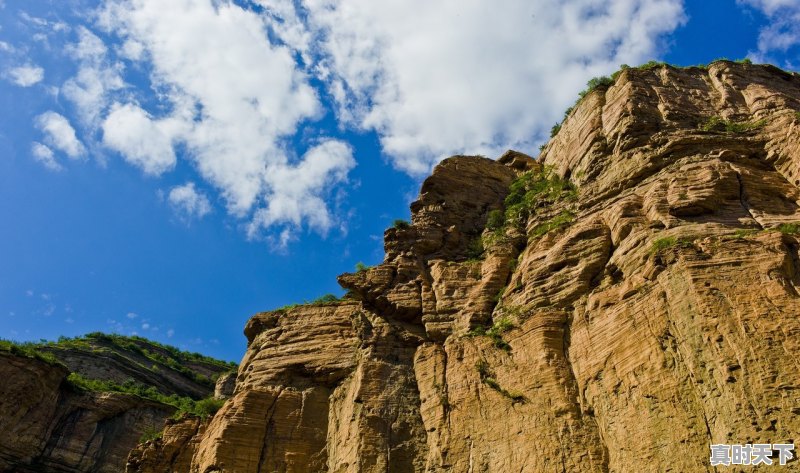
[0, 335, 234, 473]
[131, 61, 800, 472]
[0, 351, 171, 472]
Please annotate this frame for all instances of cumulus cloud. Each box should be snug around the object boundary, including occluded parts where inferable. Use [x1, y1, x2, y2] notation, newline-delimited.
[6, 64, 44, 86]
[738, 0, 800, 63]
[301, 0, 686, 173]
[62, 27, 125, 126]
[102, 103, 177, 174]
[35, 0, 688, 245]
[35, 111, 86, 158]
[248, 140, 355, 237]
[31, 142, 61, 171]
[94, 0, 355, 238]
[168, 182, 212, 220]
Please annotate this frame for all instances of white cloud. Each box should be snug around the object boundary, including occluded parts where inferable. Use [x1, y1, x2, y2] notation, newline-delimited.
[31, 142, 62, 171]
[167, 328, 174, 338]
[95, 0, 355, 239]
[168, 182, 212, 220]
[0, 41, 12, 52]
[301, 0, 686, 174]
[142, 322, 150, 330]
[45, 0, 685, 245]
[102, 103, 177, 175]
[6, 64, 44, 86]
[126, 312, 138, 319]
[19, 12, 69, 32]
[248, 140, 355, 237]
[35, 111, 86, 158]
[62, 27, 125, 126]
[119, 39, 144, 60]
[738, 0, 800, 62]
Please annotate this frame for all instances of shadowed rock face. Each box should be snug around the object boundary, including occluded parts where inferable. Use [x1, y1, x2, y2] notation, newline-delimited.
[129, 61, 800, 472]
[0, 352, 173, 473]
[0, 336, 234, 473]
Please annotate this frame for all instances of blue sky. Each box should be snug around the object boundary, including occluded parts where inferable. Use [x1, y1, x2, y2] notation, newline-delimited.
[1, 0, 798, 363]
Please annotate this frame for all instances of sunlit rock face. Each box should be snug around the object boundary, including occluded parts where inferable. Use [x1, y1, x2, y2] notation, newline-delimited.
[128, 61, 800, 472]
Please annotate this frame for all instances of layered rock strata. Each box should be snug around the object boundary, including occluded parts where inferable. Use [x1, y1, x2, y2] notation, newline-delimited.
[130, 61, 800, 472]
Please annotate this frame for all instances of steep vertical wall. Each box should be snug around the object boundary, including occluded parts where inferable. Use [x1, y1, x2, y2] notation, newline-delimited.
[129, 62, 800, 472]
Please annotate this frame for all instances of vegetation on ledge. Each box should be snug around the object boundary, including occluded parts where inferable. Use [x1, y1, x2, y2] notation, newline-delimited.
[0, 339, 64, 367]
[478, 166, 577, 252]
[67, 372, 224, 419]
[699, 116, 766, 133]
[1, 333, 237, 392]
[475, 359, 525, 403]
[274, 292, 355, 312]
[468, 317, 514, 351]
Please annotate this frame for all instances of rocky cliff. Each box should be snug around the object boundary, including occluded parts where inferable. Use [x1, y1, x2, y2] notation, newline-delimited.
[0, 335, 234, 472]
[126, 60, 799, 472]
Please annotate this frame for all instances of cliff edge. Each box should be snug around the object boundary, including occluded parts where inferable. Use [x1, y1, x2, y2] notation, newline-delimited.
[128, 60, 800, 472]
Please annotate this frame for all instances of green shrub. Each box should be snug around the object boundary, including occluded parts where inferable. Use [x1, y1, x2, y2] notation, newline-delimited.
[610, 64, 630, 81]
[191, 397, 225, 419]
[728, 229, 759, 240]
[530, 211, 575, 239]
[651, 237, 677, 253]
[700, 116, 766, 133]
[67, 372, 224, 419]
[503, 167, 577, 230]
[638, 60, 667, 70]
[550, 122, 562, 138]
[392, 219, 411, 230]
[475, 359, 525, 403]
[311, 293, 340, 304]
[777, 223, 800, 235]
[355, 261, 369, 272]
[578, 76, 613, 100]
[139, 426, 163, 443]
[468, 317, 514, 351]
[651, 236, 694, 254]
[486, 210, 505, 231]
[465, 237, 485, 261]
[0, 339, 63, 366]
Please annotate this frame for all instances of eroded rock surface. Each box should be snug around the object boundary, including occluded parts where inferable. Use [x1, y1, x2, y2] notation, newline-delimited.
[130, 62, 800, 472]
[0, 352, 173, 473]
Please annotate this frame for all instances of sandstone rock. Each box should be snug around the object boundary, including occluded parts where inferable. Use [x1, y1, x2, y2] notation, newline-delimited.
[131, 62, 800, 472]
[214, 372, 236, 400]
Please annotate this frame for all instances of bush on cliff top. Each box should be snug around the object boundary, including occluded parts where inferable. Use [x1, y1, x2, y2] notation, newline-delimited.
[0, 339, 64, 367]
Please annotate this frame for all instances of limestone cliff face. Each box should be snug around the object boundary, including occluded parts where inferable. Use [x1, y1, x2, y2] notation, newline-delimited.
[128, 61, 800, 472]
